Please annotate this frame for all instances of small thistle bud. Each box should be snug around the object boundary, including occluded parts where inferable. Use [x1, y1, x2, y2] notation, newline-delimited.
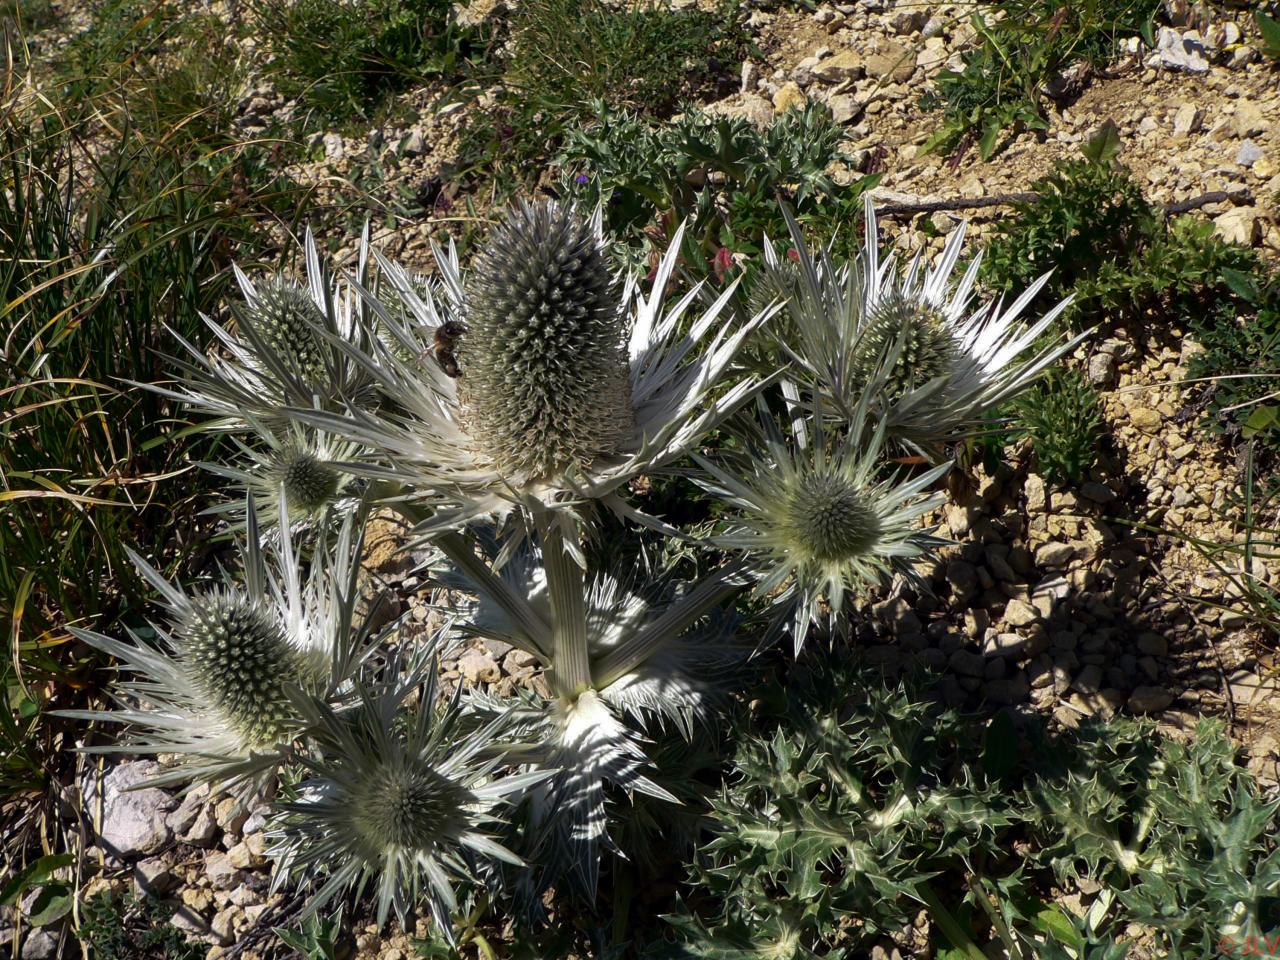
[270, 445, 341, 515]
[177, 593, 308, 748]
[350, 761, 474, 854]
[849, 292, 959, 399]
[459, 200, 633, 481]
[745, 261, 800, 323]
[247, 279, 329, 385]
[783, 470, 883, 563]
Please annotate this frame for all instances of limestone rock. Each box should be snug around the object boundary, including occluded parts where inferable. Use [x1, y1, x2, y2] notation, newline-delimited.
[1214, 207, 1261, 246]
[83, 762, 173, 859]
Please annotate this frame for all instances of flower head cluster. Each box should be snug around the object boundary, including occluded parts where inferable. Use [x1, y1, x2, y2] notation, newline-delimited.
[763, 197, 1083, 458]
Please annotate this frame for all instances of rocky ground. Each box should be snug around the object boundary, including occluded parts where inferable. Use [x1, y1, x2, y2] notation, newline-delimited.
[8, 0, 1280, 957]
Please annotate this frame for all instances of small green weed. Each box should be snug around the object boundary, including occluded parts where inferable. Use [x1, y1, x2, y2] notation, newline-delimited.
[558, 101, 879, 272]
[457, 0, 745, 188]
[667, 657, 1280, 958]
[982, 149, 1260, 331]
[1185, 265, 1280, 456]
[77, 890, 204, 960]
[1014, 368, 1105, 485]
[921, 0, 1160, 160]
[3, 0, 55, 31]
[252, 0, 486, 125]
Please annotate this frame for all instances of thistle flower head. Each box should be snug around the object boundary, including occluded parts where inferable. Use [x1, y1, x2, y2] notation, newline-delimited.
[847, 291, 959, 400]
[153, 229, 379, 436]
[63, 499, 378, 796]
[459, 200, 634, 481]
[781, 469, 885, 563]
[287, 202, 773, 534]
[201, 424, 362, 536]
[696, 394, 949, 652]
[770, 198, 1084, 458]
[271, 671, 539, 939]
[176, 589, 315, 749]
[246, 277, 330, 386]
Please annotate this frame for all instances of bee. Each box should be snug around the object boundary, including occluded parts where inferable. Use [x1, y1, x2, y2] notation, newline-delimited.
[424, 320, 467, 378]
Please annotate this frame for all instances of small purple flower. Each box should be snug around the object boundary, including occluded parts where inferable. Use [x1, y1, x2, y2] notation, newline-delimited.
[575, 173, 590, 185]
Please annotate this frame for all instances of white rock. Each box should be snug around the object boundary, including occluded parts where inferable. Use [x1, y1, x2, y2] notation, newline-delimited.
[1155, 27, 1210, 73]
[82, 762, 172, 859]
[322, 131, 345, 160]
[1237, 140, 1265, 167]
[1172, 102, 1201, 135]
[1214, 207, 1261, 246]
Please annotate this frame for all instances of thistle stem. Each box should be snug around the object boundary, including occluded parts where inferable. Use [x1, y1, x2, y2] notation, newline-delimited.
[534, 510, 592, 698]
[375, 485, 553, 660]
[914, 881, 988, 960]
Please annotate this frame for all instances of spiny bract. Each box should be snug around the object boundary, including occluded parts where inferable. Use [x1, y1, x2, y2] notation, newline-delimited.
[459, 199, 634, 481]
[245, 279, 329, 385]
[177, 592, 310, 749]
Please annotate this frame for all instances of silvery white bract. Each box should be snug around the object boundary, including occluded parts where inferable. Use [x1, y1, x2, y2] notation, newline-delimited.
[61, 500, 379, 799]
[766, 197, 1083, 458]
[155, 228, 380, 431]
[295, 199, 774, 536]
[270, 667, 545, 941]
[199, 420, 365, 536]
[696, 391, 949, 653]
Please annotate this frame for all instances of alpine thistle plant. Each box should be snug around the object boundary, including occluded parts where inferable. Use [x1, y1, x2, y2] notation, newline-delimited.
[449, 538, 748, 900]
[62, 499, 378, 797]
[696, 392, 949, 652]
[63, 189, 1096, 947]
[294, 198, 773, 533]
[767, 197, 1085, 458]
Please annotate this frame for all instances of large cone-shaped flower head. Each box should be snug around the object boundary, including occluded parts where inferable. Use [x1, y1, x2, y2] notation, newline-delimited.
[460, 200, 634, 482]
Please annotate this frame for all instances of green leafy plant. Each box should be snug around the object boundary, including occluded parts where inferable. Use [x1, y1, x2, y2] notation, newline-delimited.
[922, 0, 1160, 160]
[1186, 265, 1280, 456]
[982, 146, 1262, 332]
[664, 661, 1016, 959]
[457, 0, 745, 187]
[252, 0, 487, 124]
[558, 100, 879, 267]
[76, 890, 205, 960]
[1013, 368, 1105, 485]
[666, 659, 1280, 959]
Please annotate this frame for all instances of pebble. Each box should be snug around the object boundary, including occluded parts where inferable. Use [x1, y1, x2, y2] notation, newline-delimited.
[1035, 542, 1076, 568]
[1127, 686, 1175, 714]
[1237, 140, 1265, 167]
[1172, 102, 1201, 135]
[1003, 599, 1040, 628]
[1129, 407, 1162, 433]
